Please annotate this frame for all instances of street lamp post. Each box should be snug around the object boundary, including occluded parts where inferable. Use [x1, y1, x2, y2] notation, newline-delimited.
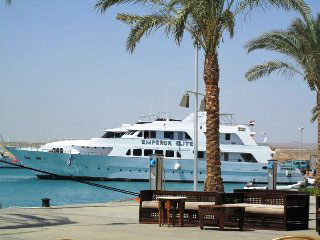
[194, 47, 199, 191]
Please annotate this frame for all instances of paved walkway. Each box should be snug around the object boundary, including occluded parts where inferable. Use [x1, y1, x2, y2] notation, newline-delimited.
[0, 198, 319, 240]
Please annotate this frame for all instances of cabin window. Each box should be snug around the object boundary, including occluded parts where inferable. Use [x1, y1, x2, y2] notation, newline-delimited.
[150, 131, 156, 138]
[225, 133, 231, 140]
[185, 132, 192, 140]
[59, 148, 63, 153]
[144, 131, 149, 139]
[126, 149, 131, 156]
[102, 132, 115, 138]
[144, 131, 156, 139]
[133, 149, 142, 156]
[178, 132, 183, 140]
[224, 153, 229, 161]
[144, 149, 153, 156]
[164, 131, 174, 139]
[137, 132, 142, 137]
[241, 153, 258, 163]
[120, 132, 125, 137]
[198, 151, 204, 159]
[115, 132, 121, 138]
[155, 150, 163, 155]
[165, 150, 174, 157]
[177, 151, 181, 158]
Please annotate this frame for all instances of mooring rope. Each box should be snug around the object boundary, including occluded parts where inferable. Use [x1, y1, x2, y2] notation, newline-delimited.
[0, 159, 139, 197]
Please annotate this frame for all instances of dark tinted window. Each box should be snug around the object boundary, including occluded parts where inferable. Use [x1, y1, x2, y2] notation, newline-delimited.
[115, 132, 121, 138]
[198, 151, 204, 159]
[130, 130, 137, 135]
[177, 151, 181, 158]
[225, 133, 230, 140]
[178, 132, 183, 140]
[150, 131, 156, 138]
[144, 131, 149, 139]
[164, 131, 174, 139]
[224, 153, 229, 161]
[126, 149, 131, 155]
[102, 132, 115, 138]
[133, 149, 142, 156]
[166, 150, 174, 157]
[137, 132, 142, 137]
[144, 149, 153, 156]
[185, 132, 192, 140]
[155, 150, 163, 155]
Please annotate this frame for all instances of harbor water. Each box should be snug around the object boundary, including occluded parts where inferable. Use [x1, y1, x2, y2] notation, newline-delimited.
[0, 168, 245, 208]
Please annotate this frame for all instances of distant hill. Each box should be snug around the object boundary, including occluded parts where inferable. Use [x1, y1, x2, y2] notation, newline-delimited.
[269, 142, 316, 150]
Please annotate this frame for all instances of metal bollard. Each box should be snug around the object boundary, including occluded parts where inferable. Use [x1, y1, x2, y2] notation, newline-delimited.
[42, 198, 50, 207]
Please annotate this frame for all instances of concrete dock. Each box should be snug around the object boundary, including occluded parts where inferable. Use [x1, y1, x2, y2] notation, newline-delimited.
[0, 198, 319, 240]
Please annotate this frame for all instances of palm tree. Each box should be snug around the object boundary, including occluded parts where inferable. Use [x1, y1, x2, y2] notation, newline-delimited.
[245, 14, 320, 187]
[96, 0, 310, 192]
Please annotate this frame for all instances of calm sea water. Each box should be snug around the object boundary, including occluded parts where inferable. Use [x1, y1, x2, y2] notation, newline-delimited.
[0, 168, 245, 208]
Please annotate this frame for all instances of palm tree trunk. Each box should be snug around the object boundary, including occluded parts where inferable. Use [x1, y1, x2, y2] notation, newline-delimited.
[315, 91, 320, 189]
[203, 51, 224, 192]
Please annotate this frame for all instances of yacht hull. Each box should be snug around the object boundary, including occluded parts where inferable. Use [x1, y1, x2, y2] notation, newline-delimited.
[8, 148, 304, 184]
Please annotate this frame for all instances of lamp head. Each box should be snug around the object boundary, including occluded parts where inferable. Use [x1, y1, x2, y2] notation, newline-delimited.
[179, 94, 189, 108]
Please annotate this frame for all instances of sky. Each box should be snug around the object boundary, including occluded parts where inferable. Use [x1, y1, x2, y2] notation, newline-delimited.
[0, 0, 319, 144]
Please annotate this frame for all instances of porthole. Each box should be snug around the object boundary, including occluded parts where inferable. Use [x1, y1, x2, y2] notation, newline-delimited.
[107, 168, 110, 170]
[98, 167, 100, 170]
[139, 170, 141, 172]
[120, 169, 122, 171]
[145, 170, 147, 173]
[191, 172, 193, 174]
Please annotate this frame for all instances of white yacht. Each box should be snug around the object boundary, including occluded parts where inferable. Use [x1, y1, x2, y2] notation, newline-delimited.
[6, 112, 304, 183]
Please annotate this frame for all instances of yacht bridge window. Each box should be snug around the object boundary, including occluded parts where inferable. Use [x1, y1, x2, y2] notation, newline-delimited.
[144, 131, 156, 139]
[102, 132, 125, 138]
[164, 131, 174, 139]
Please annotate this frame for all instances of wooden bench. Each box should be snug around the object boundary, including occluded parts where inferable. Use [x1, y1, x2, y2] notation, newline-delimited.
[139, 190, 220, 225]
[139, 190, 309, 231]
[220, 190, 310, 231]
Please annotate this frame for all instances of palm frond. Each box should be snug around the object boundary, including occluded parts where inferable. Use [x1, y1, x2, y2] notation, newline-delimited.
[117, 13, 176, 53]
[95, 0, 158, 13]
[311, 105, 317, 123]
[245, 60, 301, 81]
[238, 0, 311, 22]
[221, 9, 235, 38]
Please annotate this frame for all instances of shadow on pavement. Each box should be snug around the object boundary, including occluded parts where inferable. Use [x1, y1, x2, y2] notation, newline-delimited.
[0, 213, 76, 229]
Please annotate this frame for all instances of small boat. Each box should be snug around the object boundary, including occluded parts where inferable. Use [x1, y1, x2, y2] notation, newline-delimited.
[306, 177, 315, 186]
[244, 180, 306, 190]
[0, 151, 20, 168]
